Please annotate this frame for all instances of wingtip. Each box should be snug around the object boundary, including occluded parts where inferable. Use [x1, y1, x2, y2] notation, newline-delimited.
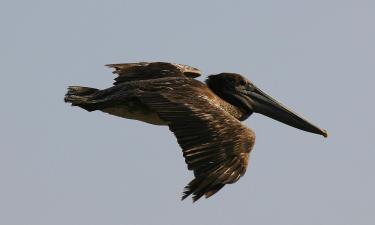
[181, 186, 192, 201]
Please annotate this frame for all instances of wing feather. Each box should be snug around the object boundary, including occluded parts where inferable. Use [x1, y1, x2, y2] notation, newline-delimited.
[137, 84, 255, 201]
[106, 62, 202, 85]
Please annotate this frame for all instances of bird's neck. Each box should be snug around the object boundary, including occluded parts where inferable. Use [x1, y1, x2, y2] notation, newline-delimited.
[216, 98, 250, 121]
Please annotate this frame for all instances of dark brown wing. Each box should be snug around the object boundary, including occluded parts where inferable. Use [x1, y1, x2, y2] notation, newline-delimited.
[138, 83, 255, 201]
[106, 62, 202, 85]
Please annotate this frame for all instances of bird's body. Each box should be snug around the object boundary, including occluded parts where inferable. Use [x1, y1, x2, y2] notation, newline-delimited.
[65, 62, 327, 201]
[84, 77, 246, 125]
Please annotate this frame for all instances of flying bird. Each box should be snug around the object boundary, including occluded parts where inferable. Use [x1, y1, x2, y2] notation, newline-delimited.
[65, 62, 327, 202]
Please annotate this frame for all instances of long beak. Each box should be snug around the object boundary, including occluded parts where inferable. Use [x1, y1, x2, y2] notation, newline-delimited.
[247, 86, 328, 138]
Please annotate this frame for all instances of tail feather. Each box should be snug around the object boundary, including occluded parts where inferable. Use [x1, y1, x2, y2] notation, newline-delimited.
[64, 86, 99, 111]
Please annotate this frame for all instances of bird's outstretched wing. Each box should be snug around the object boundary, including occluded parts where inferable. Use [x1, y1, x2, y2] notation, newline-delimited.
[106, 62, 202, 85]
[138, 86, 255, 201]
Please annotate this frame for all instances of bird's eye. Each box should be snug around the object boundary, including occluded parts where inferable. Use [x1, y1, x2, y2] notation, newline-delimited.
[240, 80, 246, 85]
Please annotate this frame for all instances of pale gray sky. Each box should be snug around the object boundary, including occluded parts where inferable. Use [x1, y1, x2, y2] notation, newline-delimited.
[0, 0, 374, 225]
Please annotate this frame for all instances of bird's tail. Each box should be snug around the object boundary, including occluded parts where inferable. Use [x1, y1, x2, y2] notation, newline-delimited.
[64, 86, 99, 111]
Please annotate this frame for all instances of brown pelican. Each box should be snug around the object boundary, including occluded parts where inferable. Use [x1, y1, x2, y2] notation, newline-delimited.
[65, 62, 327, 202]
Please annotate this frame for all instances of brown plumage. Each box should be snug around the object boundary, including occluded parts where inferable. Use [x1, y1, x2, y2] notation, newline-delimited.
[65, 62, 327, 202]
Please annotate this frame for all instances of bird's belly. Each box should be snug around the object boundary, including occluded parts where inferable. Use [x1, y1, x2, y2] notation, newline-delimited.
[101, 106, 168, 125]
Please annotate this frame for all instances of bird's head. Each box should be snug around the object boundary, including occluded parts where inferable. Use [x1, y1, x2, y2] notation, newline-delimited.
[206, 73, 327, 137]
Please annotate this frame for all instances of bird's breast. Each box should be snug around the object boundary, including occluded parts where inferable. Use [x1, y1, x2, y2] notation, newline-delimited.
[101, 105, 169, 126]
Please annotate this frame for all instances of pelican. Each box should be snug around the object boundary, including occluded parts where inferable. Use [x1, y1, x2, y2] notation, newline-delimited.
[65, 62, 327, 201]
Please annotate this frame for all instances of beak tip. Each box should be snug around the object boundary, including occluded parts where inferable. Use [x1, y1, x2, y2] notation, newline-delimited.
[322, 129, 328, 138]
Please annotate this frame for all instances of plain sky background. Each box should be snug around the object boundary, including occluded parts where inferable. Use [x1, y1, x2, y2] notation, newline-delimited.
[0, 0, 374, 224]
